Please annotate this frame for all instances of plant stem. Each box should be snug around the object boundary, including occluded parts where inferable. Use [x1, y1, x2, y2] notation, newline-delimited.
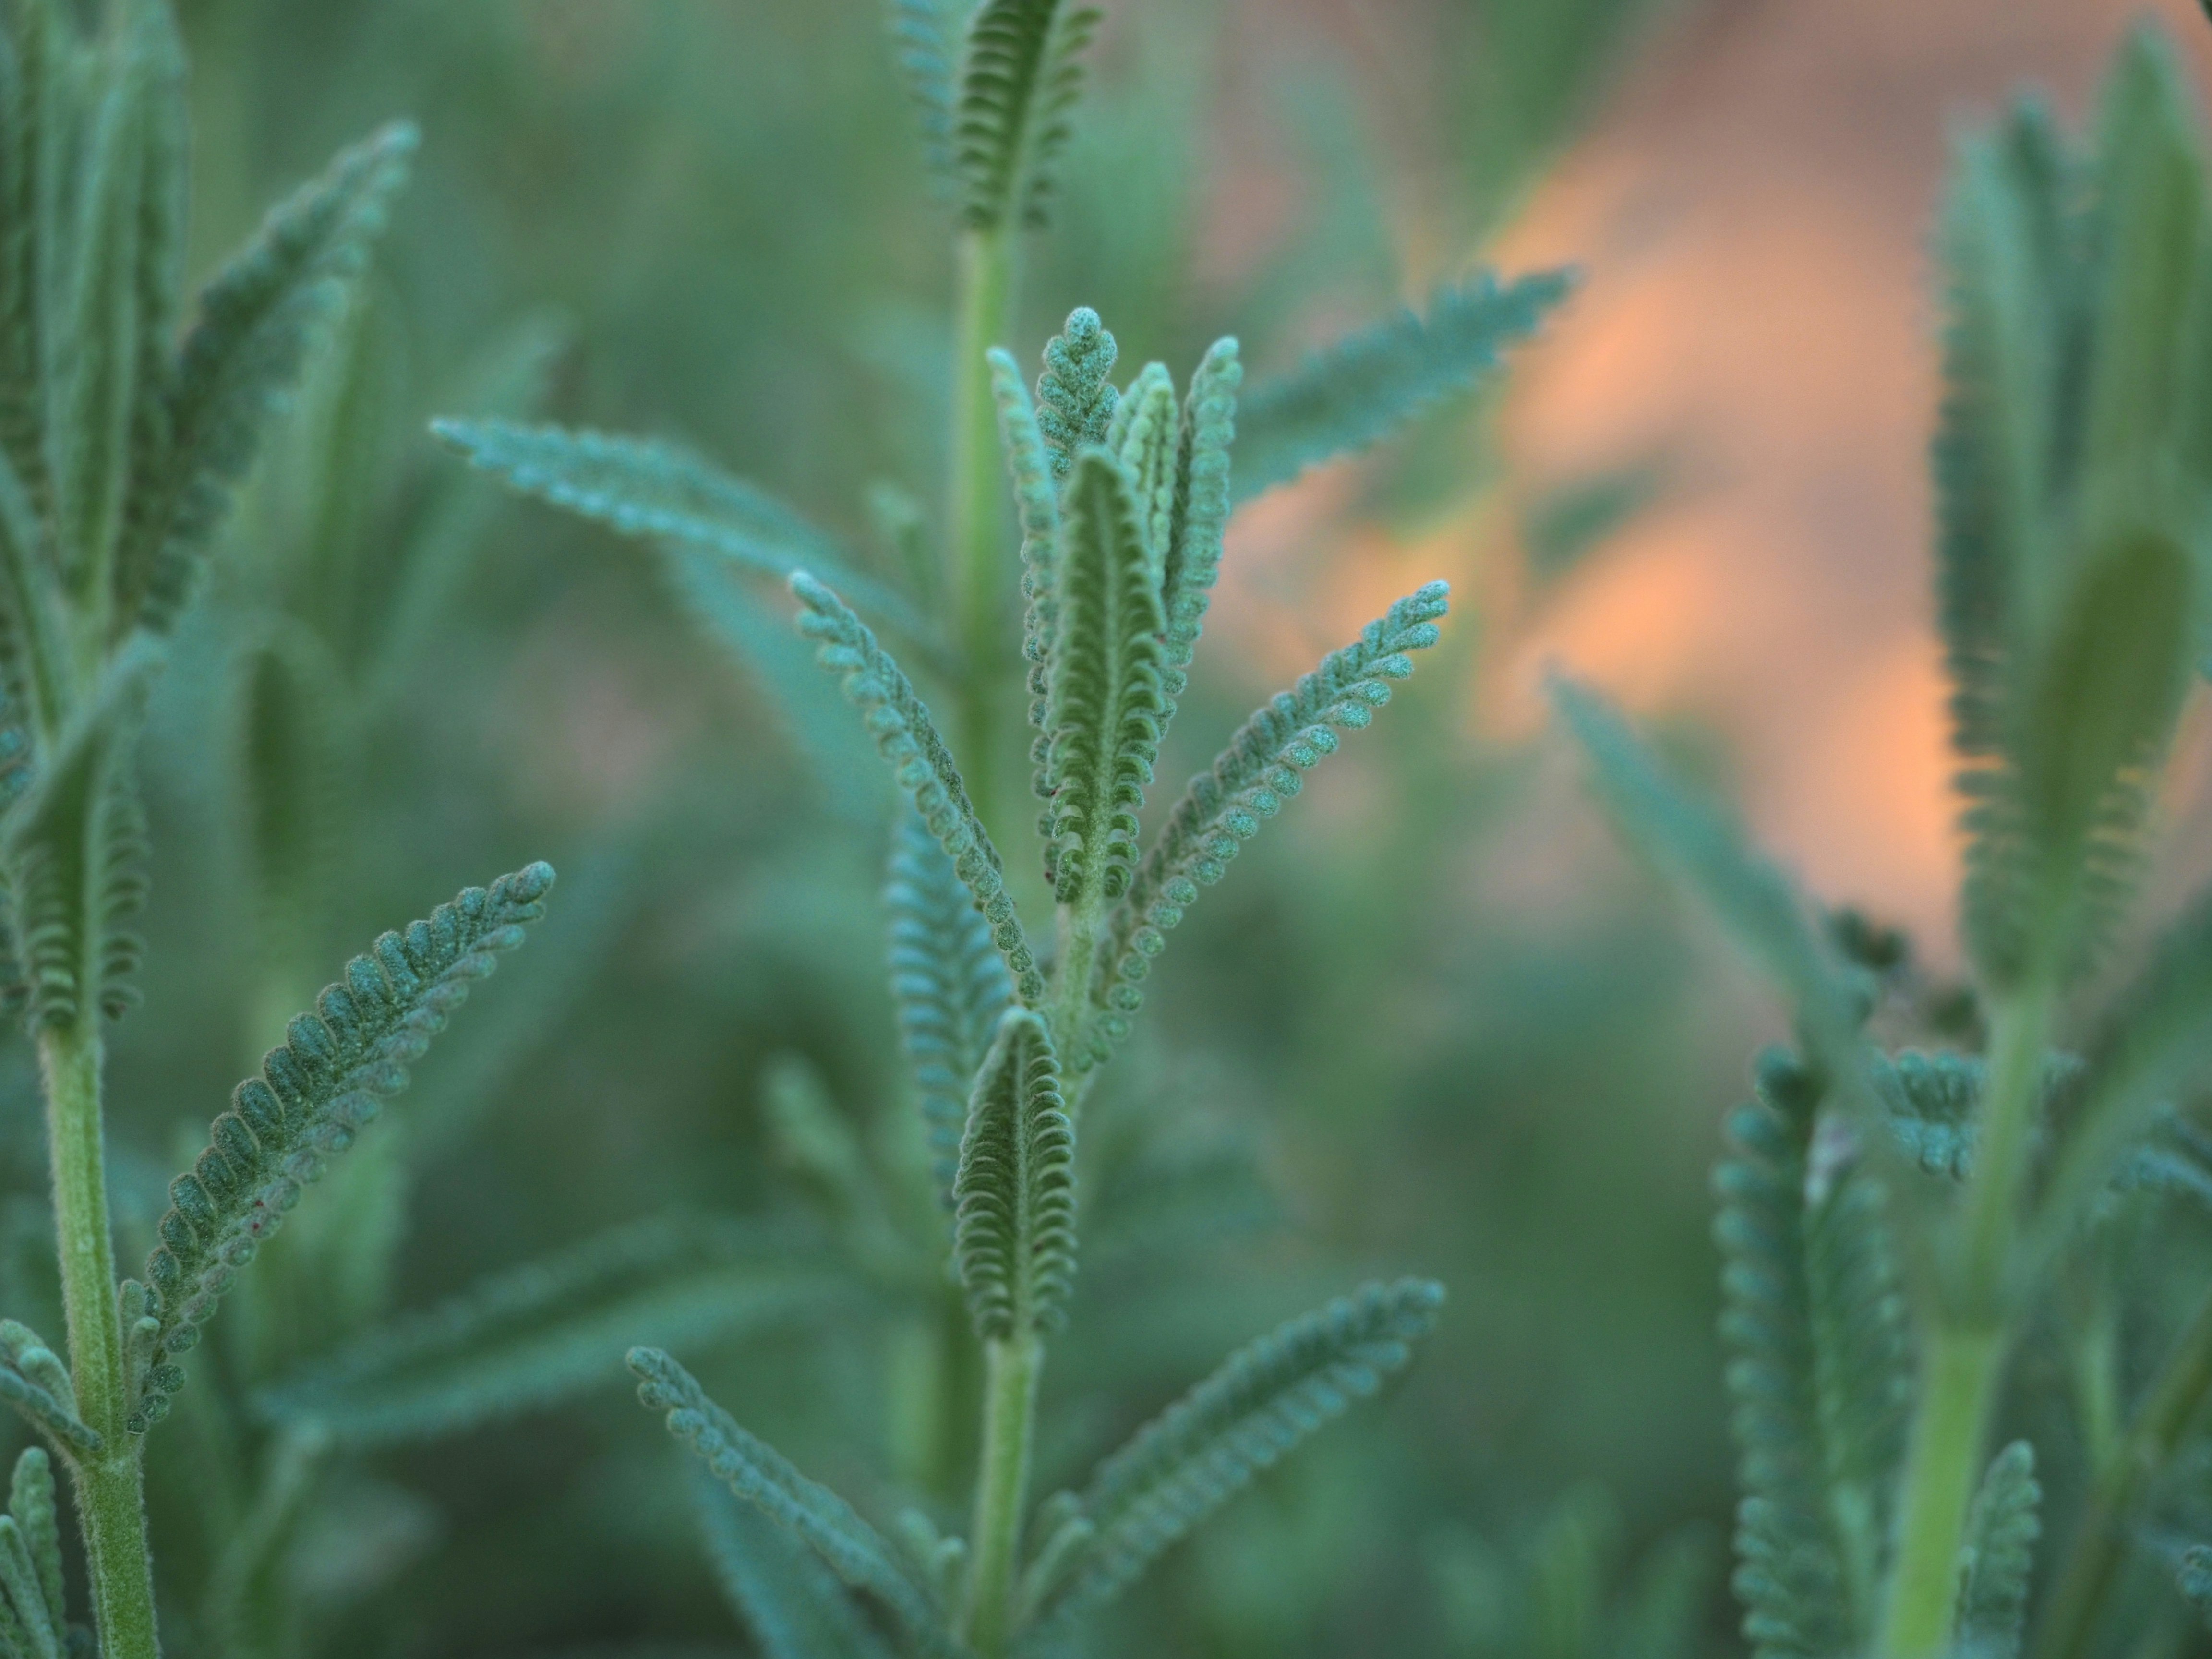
[964, 1333, 1041, 1657]
[1879, 987, 2052, 1659]
[40, 1022, 159, 1659]
[947, 224, 1016, 843]
[2034, 1279, 2212, 1659]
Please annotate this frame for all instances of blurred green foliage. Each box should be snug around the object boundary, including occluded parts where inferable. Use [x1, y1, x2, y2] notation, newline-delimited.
[0, 0, 1778, 1652]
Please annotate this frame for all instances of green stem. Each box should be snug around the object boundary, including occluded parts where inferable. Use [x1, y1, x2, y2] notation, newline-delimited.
[963, 1333, 1040, 1657]
[40, 1022, 158, 1659]
[2033, 1279, 2212, 1659]
[947, 224, 1016, 843]
[1879, 987, 2053, 1659]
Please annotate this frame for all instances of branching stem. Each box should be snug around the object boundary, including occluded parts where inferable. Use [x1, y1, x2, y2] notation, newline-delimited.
[1880, 986, 2052, 1658]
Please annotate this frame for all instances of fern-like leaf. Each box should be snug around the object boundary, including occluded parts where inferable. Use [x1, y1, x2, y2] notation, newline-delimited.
[1935, 39, 2208, 989]
[989, 347, 1063, 801]
[254, 1213, 832, 1448]
[1104, 361, 1178, 577]
[626, 1346, 961, 1659]
[1039, 449, 1164, 904]
[116, 121, 416, 637]
[2033, 880, 2212, 1251]
[792, 570, 1044, 1005]
[1019, 1278, 1443, 1637]
[1714, 1048, 1911, 1659]
[697, 1473, 897, 1659]
[1091, 583, 1447, 1065]
[888, 812, 1013, 1209]
[126, 860, 554, 1432]
[954, 1008, 1075, 1341]
[0, 1322, 94, 1455]
[0, 1445, 68, 1659]
[1955, 1441, 2039, 1659]
[955, 0, 1101, 232]
[0, 643, 158, 1029]
[1034, 308, 1118, 481]
[1551, 677, 1867, 1093]
[1155, 337, 1240, 733]
[1232, 270, 1569, 502]
[885, 0, 961, 197]
[431, 418, 922, 636]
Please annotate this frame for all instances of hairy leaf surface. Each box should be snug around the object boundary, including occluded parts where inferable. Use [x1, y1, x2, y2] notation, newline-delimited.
[1232, 270, 1569, 501]
[1021, 1279, 1442, 1637]
[129, 861, 554, 1431]
[1093, 583, 1447, 1065]
[628, 1346, 961, 1659]
[954, 1009, 1075, 1341]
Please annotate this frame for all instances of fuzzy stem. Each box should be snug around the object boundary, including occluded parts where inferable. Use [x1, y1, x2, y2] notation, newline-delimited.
[947, 224, 1016, 843]
[1879, 987, 2051, 1658]
[2033, 1280, 2212, 1659]
[40, 1022, 159, 1659]
[964, 1333, 1041, 1656]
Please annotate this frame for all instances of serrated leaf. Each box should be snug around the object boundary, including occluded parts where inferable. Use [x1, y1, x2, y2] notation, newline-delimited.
[1154, 337, 1240, 733]
[116, 121, 416, 637]
[1713, 1049, 1911, 1658]
[626, 1346, 963, 1659]
[885, 0, 960, 197]
[954, 1008, 1075, 1341]
[1021, 1278, 1443, 1638]
[955, 0, 1100, 232]
[1232, 270, 1569, 501]
[1550, 675, 1866, 1092]
[1034, 307, 1117, 481]
[1955, 1441, 2039, 1659]
[790, 570, 1044, 1006]
[430, 418, 924, 638]
[129, 861, 554, 1432]
[1091, 582, 1448, 1068]
[0, 1322, 94, 1455]
[253, 1213, 834, 1449]
[887, 811, 1013, 1210]
[697, 1472, 897, 1659]
[1038, 448, 1164, 906]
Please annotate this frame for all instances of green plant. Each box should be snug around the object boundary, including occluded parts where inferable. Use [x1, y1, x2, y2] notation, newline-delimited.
[1555, 26, 2212, 1659]
[0, 0, 572, 1652]
[437, 1, 1569, 1652]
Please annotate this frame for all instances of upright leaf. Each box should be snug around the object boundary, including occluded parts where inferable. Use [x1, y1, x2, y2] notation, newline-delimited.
[117, 121, 416, 637]
[1034, 307, 1117, 480]
[884, 0, 960, 197]
[1155, 337, 1240, 733]
[1038, 449, 1164, 905]
[1232, 270, 1569, 501]
[1104, 361, 1177, 579]
[127, 861, 555, 1431]
[1934, 37, 2209, 989]
[1955, 1441, 2039, 1659]
[887, 812, 1013, 1209]
[954, 1008, 1075, 1341]
[1713, 1049, 1911, 1659]
[955, 0, 1101, 232]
